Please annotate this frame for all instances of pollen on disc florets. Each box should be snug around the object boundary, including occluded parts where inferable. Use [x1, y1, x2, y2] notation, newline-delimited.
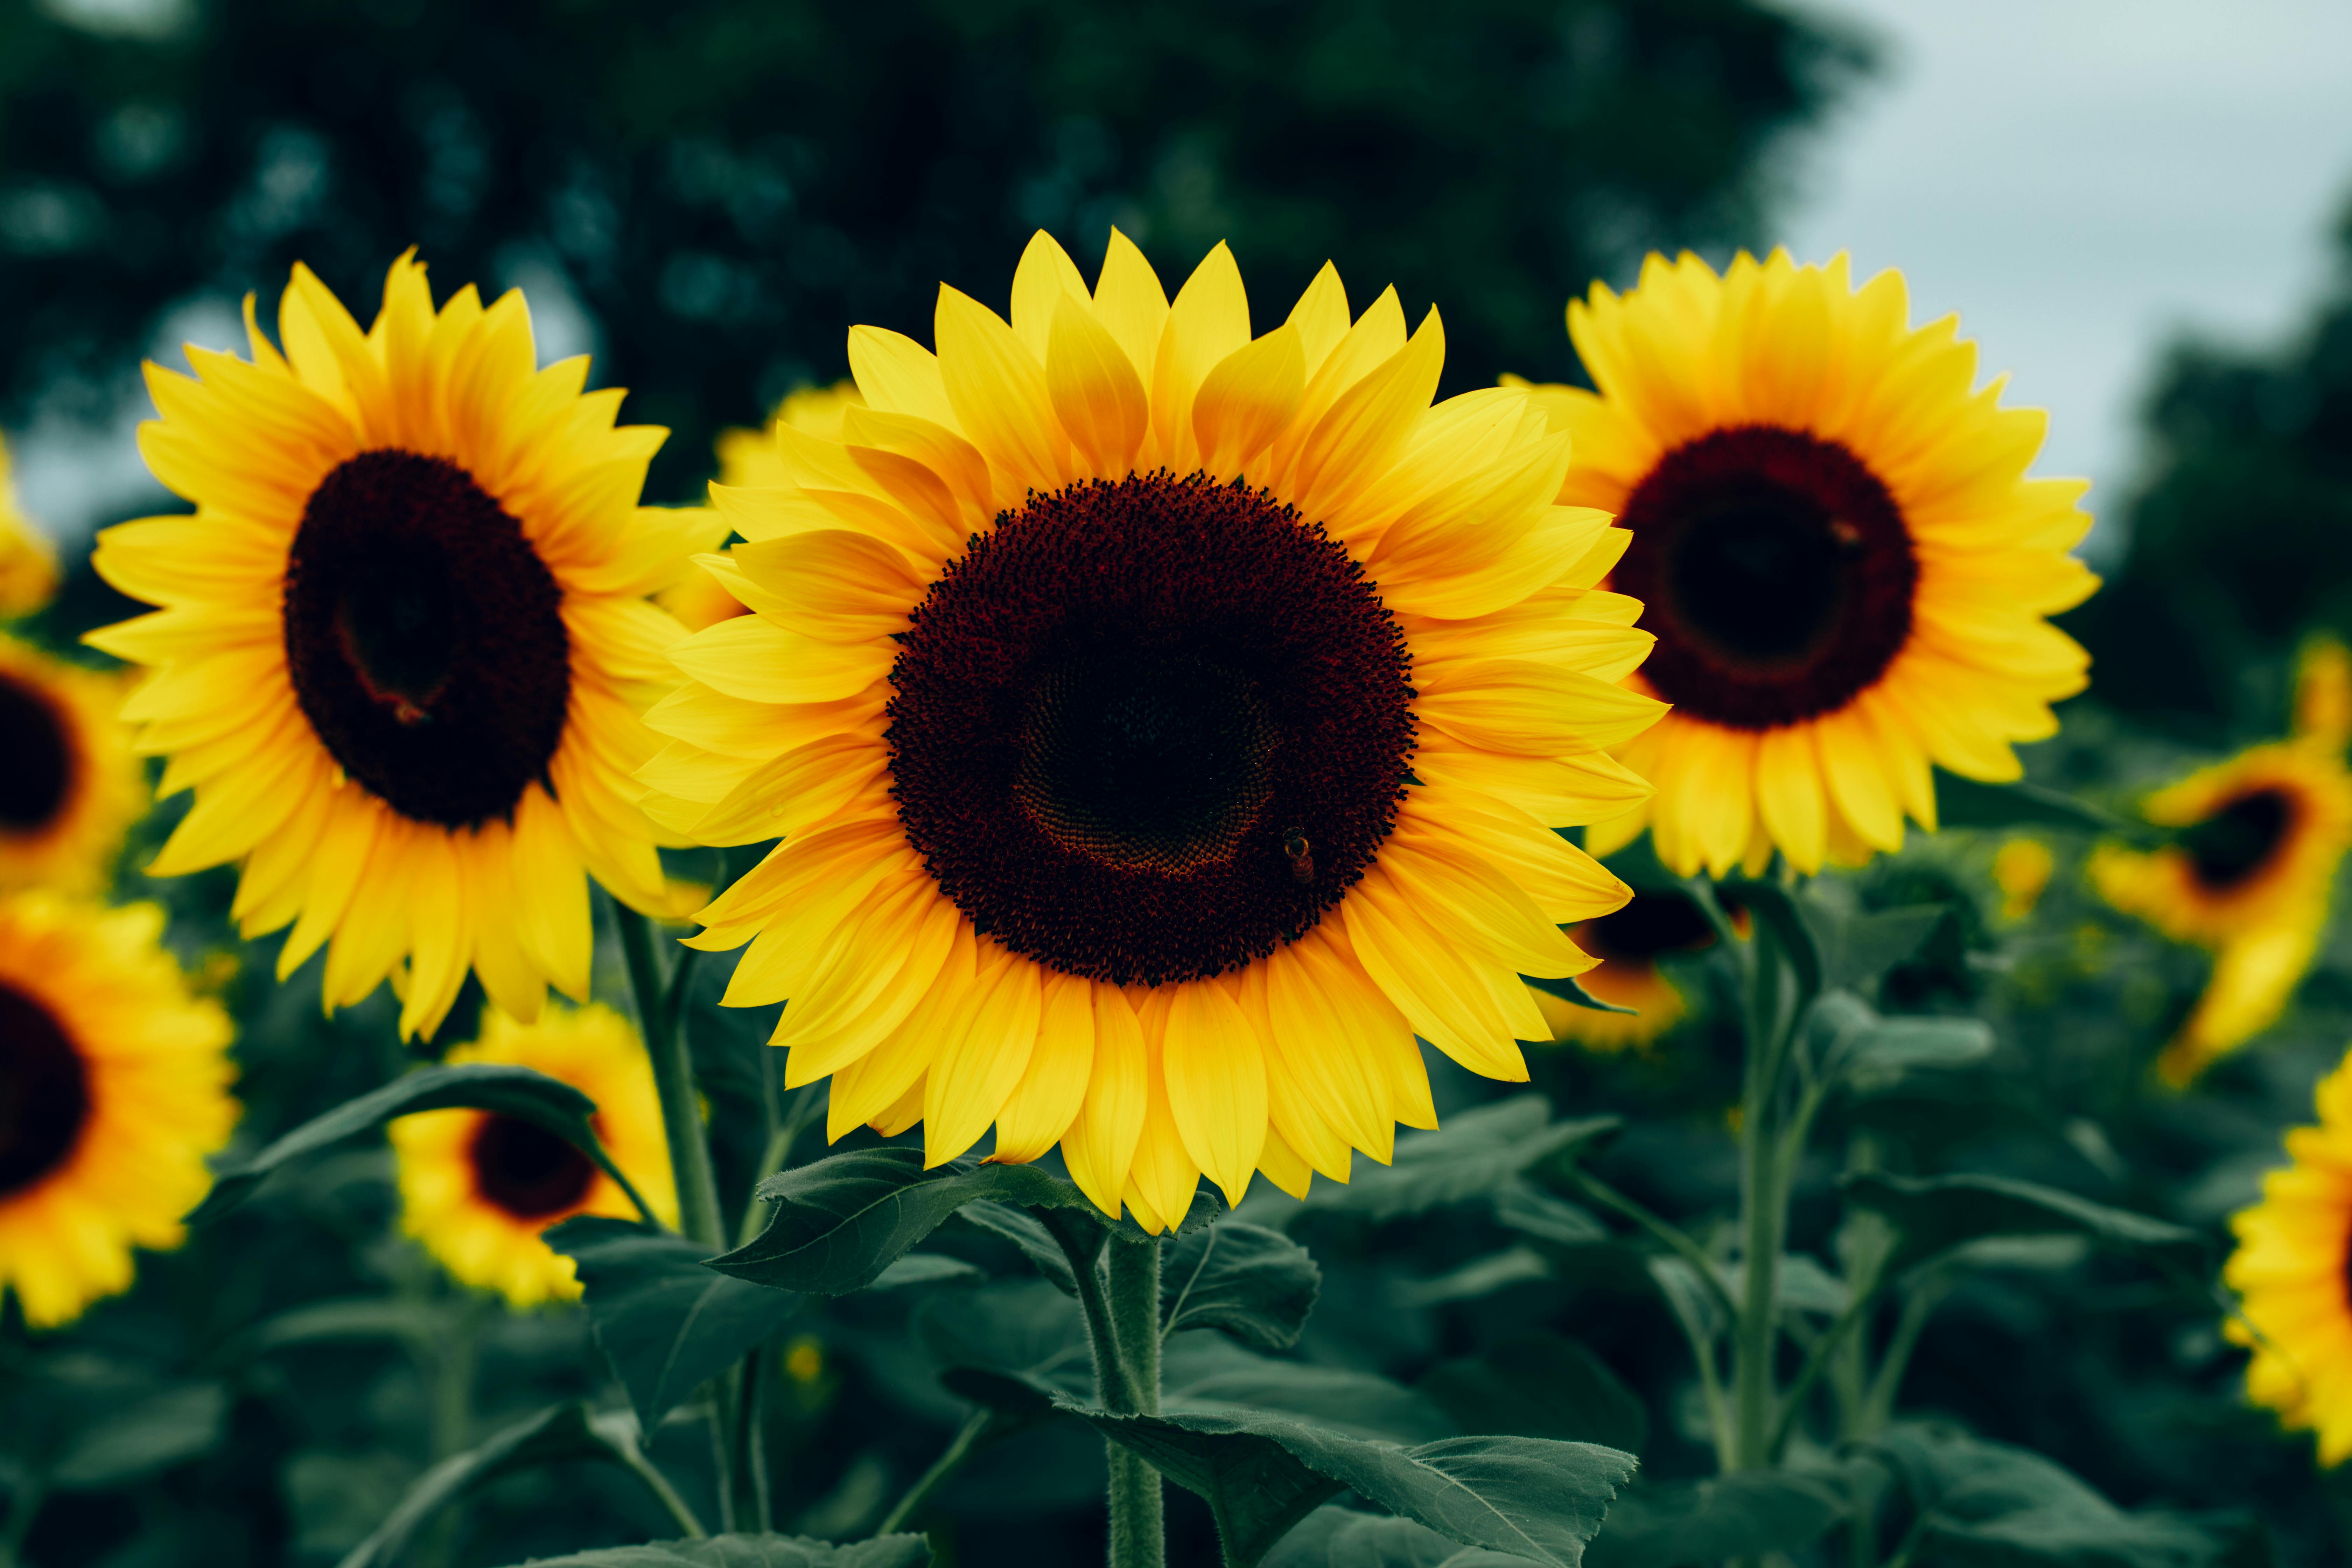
[886, 470, 1418, 987]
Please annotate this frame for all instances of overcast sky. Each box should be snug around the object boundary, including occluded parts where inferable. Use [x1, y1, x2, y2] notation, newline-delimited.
[1777, 0, 2352, 561]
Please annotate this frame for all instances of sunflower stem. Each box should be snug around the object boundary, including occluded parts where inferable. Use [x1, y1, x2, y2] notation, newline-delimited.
[1104, 1235, 1165, 1568]
[1731, 906, 1789, 1472]
[876, 1410, 991, 1537]
[612, 900, 723, 1252]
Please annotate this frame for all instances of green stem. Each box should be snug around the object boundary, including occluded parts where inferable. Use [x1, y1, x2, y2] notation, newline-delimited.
[1567, 1169, 1737, 1321]
[1767, 1256, 1885, 1461]
[614, 902, 723, 1252]
[1861, 1274, 1949, 1437]
[1104, 1238, 1166, 1568]
[1046, 1213, 1131, 1411]
[618, 1441, 708, 1540]
[1732, 919, 1787, 1472]
[876, 1410, 991, 1536]
[738, 1348, 772, 1533]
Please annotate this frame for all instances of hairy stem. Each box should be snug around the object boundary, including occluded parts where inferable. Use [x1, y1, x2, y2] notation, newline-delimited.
[612, 901, 723, 1252]
[1104, 1237, 1166, 1568]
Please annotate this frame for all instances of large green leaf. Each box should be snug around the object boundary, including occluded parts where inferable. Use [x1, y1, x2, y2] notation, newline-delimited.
[1819, 905, 1953, 991]
[190, 1064, 648, 1226]
[498, 1535, 933, 1568]
[1164, 1334, 1455, 1446]
[1163, 1222, 1321, 1349]
[49, 1383, 227, 1491]
[334, 1402, 648, 1568]
[1419, 1333, 1647, 1455]
[1809, 991, 1994, 1092]
[960, 1197, 1083, 1294]
[1263, 1505, 1538, 1568]
[918, 1279, 1097, 1417]
[1070, 1403, 1635, 1568]
[709, 1149, 1099, 1295]
[1841, 1172, 2206, 1278]
[1933, 771, 2130, 836]
[546, 1216, 804, 1430]
[1584, 1472, 1845, 1566]
[1869, 1425, 2221, 1568]
[1297, 1100, 1619, 1224]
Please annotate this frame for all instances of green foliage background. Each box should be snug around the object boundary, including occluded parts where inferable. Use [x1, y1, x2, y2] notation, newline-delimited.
[6, 1, 2352, 1566]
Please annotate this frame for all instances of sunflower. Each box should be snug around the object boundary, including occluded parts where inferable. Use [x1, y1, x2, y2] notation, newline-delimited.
[0, 889, 236, 1329]
[660, 381, 869, 635]
[0, 633, 144, 891]
[2226, 1044, 2352, 1463]
[0, 434, 59, 620]
[1536, 890, 1715, 1051]
[640, 231, 1663, 1228]
[86, 253, 720, 1040]
[2092, 741, 2352, 1084]
[390, 1001, 676, 1308]
[1991, 835, 2055, 922]
[1515, 250, 2097, 877]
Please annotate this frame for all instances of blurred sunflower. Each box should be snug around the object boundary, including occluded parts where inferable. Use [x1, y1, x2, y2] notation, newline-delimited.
[1518, 250, 2097, 876]
[0, 434, 59, 619]
[2092, 740, 2352, 1085]
[1992, 836, 2055, 922]
[0, 890, 236, 1329]
[642, 231, 1662, 1227]
[659, 380, 868, 635]
[390, 1002, 676, 1307]
[2226, 1045, 2352, 1463]
[0, 634, 144, 891]
[1537, 890, 1716, 1051]
[88, 253, 720, 1040]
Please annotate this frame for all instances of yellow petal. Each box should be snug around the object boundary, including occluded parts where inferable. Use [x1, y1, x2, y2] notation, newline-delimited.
[1048, 293, 1149, 477]
[1193, 325, 1305, 483]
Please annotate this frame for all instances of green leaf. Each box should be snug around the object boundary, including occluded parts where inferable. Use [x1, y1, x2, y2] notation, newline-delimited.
[1810, 991, 1994, 1091]
[710, 1149, 1100, 1295]
[1419, 1333, 1647, 1455]
[334, 1402, 645, 1568]
[545, 1216, 804, 1430]
[1585, 1472, 1846, 1566]
[961, 1197, 1080, 1294]
[190, 1063, 647, 1226]
[868, 1253, 987, 1290]
[918, 1279, 1097, 1417]
[1841, 1172, 2207, 1278]
[1163, 1222, 1322, 1350]
[1164, 1335, 1455, 1446]
[1869, 1424, 2222, 1568]
[1074, 1405, 1634, 1568]
[1933, 770, 2129, 836]
[498, 1535, 933, 1568]
[1490, 1183, 1608, 1248]
[1263, 1505, 1537, 1568]
[1522, 972, 1636, 1015]
[49, 1383, 226, 1491]
[1821, 904, 1952, 990]
[1298, 1100, 1619, 1224]
[1390, 1248, 1555, 1309]
[231, 1297, 461, 1358]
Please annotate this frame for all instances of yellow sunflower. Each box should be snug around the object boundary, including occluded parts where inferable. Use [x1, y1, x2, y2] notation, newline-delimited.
[1516, 250, 2098, 876]
[640, 231, 1664, 1228]
[86, 253, 720, 1040]
[2092, 741, 2352, 1085]
[390, 1001, 677, 1308]
[0, 633, 144, 891]
[1535, 890, 1716, 1051]
[0, 433, 59, 620]
[660, 381, 869, 635]
[0, 889, 236, 1329]
[2226, 1044, 2352, 1463]
[1992, 835, 2055, 922]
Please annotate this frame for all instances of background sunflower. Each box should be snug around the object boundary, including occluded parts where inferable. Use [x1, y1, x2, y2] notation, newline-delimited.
[0, 632, 142, 891]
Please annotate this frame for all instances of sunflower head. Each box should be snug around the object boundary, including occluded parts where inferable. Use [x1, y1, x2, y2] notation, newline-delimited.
[391, 1001, 676, 1308]
[642, 230, 1663, 1227]
[2093, 742, 2352, 1083]
[1516, 249, 2098, 877]
[0, 889, 237, 1329]
[0, 634, 145, 892]
[2226, 1044, 2352, 1463]
[88, 252, 722, 1040]
[1539, 889, 1716, 1051]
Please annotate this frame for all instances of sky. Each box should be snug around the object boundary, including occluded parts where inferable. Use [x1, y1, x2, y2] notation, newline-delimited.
[1776, 0, 2352, 562]
[10, 0, 2352, 552]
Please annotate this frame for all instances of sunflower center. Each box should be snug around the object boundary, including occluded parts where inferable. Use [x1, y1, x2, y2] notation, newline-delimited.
[2181, 788, 2292, 892]
[888, 471, 1416, 987]
[1616, 425, 1917, 730]
[0, 979, 91, 1198]
[1586, 892, 1714, 962]
[469, 1113, 596, 1219]
[283, 450, 571, 829]
[0, 670, 71, 836]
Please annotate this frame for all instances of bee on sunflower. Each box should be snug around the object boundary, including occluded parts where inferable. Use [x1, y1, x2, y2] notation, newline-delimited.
[0, 634, 144, 892]
[88, 253, 721, 1040]
[0, 889, 237, 1329]
[1536, 889, 1717, 1051]
[659, 380, 868, 635]
[1514, 250, 2098, 876]
[2092, 641, 2352, 1085]
[0, 434, 59, 620]
[640, 231, 1665, 1227]
[391, 1002, 676, 1308]
[2226, 1044, 2352, 1463]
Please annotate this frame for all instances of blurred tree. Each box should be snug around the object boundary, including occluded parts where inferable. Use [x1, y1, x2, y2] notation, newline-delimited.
[2073, 199, 2352, 741]
[0, 0, 1867, 505]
